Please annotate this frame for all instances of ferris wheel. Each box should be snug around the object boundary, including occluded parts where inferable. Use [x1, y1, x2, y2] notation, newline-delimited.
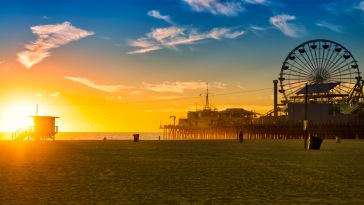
[279, 39, 361, 104]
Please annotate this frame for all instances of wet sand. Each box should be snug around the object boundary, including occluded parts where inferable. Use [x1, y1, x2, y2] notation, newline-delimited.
[0, 140, 363, 204]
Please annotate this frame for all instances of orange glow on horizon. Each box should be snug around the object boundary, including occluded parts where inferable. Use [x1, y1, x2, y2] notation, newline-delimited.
[0, 61, 273, 133]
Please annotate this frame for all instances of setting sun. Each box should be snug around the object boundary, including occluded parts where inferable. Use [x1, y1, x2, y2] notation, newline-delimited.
[0, 102, 35, 132]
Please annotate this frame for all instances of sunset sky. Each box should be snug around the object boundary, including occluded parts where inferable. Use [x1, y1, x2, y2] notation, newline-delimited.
[1, 0, 364, 132]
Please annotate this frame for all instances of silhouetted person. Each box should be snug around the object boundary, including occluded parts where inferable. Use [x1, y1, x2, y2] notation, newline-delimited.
[239, 131, 244, 143]
[133, 134, 139, 142]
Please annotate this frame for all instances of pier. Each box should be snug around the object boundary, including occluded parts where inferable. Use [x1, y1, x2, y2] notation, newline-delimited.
[162, 122, 364, 140]
[162, 39, 364, 140]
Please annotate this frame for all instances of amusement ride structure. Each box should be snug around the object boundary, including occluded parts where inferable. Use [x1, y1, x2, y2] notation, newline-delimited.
[277, 39, 363, 113]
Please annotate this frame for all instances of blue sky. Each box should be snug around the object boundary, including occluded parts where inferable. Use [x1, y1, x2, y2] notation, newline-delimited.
[1, 0, 363, 56]
[1, 0, 363, 64]
[0, 0, 364, 131]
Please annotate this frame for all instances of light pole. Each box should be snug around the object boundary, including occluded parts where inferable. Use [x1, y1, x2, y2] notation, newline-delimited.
[304, 83, 308, 150]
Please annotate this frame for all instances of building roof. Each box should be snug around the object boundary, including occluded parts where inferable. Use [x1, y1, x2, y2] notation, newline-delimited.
[296, 82, 340, 95]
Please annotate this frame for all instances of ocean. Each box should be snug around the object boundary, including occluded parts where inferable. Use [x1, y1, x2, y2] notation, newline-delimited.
[0, 132, 162, 141]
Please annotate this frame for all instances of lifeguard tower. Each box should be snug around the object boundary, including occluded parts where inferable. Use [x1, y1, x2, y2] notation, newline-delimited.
[12, 116, 59, 141]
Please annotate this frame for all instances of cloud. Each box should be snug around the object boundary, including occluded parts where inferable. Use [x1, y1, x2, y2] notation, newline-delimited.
[269, 14, 302, 38]
[128, 45, 162, 54]
[128, 26, 245, 54]
[183, 0, 244, 16]
[65, 77, 132, 93]
[237, 83, 247, 90]
[17, 22, 94, 68]
[148, 10, 174, 24]
[208, 27, 245, 39]
[316, 21, 342, 33]
[250, 25, 266, 31]
[148, 27, 185, 43]
[143, 81, 226, 93]
[359, 1, 364, 11]
[50, 92, 60, 98]
[244, 0, 268, 5]
[212, 81, 227, 89]
[324, 0, 362, 15]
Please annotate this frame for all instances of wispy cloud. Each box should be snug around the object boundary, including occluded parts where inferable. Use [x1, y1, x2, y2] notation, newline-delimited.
[50, 92, 60, 98]
[128, 45, 162, 54]
[244, 0, 268, 5]
[316, 21, 343, 33]
[149, 26, 185, 43]
[359, 1, 364, 11]
[65, 77, 132, 93]
[212, 81, 227, 89]
[183, 0, 244, 16]
[35, 92, 61, 98]
[128, 25, 245, 54]
[250, 25, 266, 31]
[17, 22, 94, 69]
[269, 14, 303, 38]
[237, 83, 247, 90]
[143, 81, 226, 93]
[323, 1, 362, 17]
[148, 10, 174, 24]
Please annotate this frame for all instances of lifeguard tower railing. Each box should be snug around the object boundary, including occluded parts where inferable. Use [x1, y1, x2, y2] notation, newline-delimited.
[12, 125, 59, 141]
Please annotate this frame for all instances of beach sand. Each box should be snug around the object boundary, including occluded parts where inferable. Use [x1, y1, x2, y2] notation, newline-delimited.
[0, 140, 363, 204]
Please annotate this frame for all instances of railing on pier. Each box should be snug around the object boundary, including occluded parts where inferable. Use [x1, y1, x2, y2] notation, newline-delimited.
[162, 122, 364, 140]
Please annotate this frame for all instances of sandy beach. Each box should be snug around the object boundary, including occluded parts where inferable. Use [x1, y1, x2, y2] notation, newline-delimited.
[0, 140, 363, 204]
